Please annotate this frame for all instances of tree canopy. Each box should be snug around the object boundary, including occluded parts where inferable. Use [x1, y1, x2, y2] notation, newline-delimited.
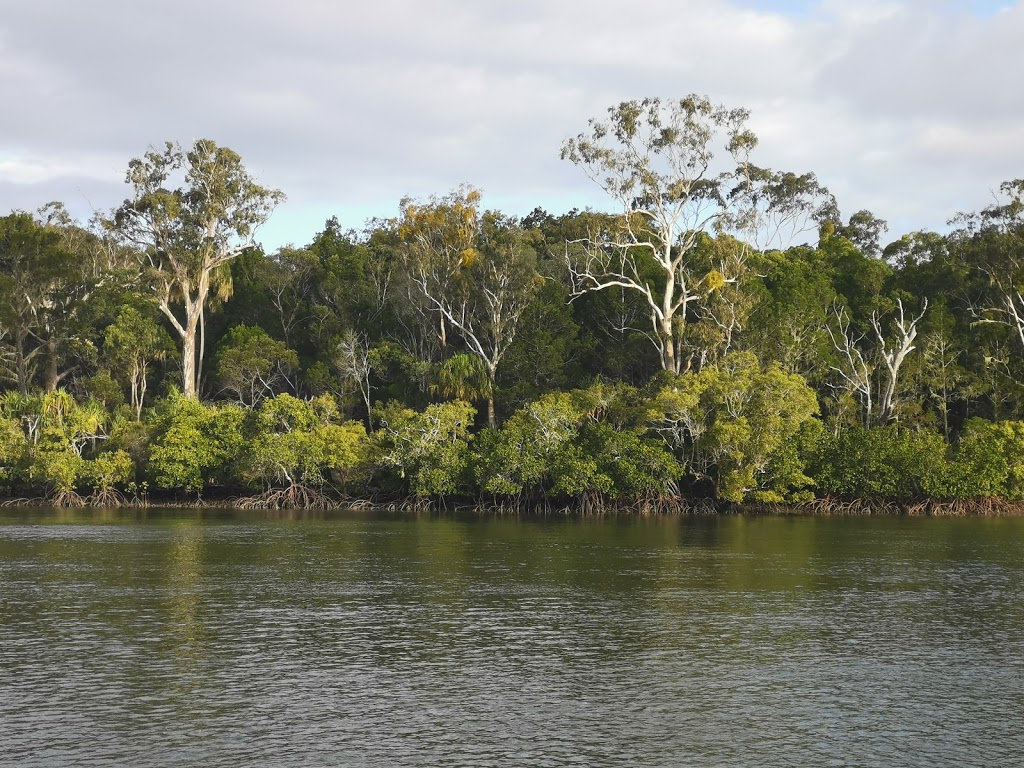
[2, 120, 1024, 511]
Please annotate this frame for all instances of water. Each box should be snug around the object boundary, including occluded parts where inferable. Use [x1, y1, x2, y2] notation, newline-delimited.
[1, 509, 1023, 767]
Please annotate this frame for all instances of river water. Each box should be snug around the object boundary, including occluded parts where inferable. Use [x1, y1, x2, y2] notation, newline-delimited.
[1, 508, 1023, 766]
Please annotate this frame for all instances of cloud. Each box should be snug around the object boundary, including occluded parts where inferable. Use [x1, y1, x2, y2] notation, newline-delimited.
[1, 0, 1021, 248]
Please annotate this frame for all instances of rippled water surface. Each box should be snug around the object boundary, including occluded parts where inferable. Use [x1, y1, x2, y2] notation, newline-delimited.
[2, 509, 1024, 766]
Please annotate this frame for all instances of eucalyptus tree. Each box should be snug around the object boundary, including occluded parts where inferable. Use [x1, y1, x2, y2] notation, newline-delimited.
[0, 212, 84, 393]
[827, 298, 928, 428]
[951, 180, 1024, 353]
[396, 186, 482, 355]
[103, 305, 173, 420]
[397, 192, 541, 426]
[826, 303, 875, 429]
[561, 96, 832, 374]
[872, 299, 929, 425]
[113, 139, 284, 398]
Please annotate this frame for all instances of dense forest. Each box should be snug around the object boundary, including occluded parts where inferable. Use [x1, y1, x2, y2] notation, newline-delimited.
[3, 97, 1024, 512]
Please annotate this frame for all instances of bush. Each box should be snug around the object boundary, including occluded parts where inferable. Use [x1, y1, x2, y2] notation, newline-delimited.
[474, 385, 681, 500]
[933, 419, 1024, 500]
[811, 426, 948, 500]
[374, 400, 475, 497]
[247, 394, 373, 491]
[650, 353, 821, 502]
[147, 394, 246, 493]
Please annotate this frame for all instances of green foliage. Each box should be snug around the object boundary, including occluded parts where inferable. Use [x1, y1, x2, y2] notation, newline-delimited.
[374, 400, 476, 497]
[369, 341, 432, 407]
[0, 416, 27, 485]
[474, 385, 681, 500]
[432, 353, 489, 404]
[746, 245, 836, 376]
[79, 369, 125, 411]
[497, 280, 582, 411]
[82, 450, 134, 493]
[147, 394, 246, 493]
[0, 211, 89, 393]
[0, 390, 129, 496]
[212, 325, 298, 406]
[477, 390, 594, 497]
[9, 146, 1024, 512]
[247, 394, 373, 490]
[651, 353, 820, 502]
[933, 419, 1024, 500]
[811, 426, 948, 500]
[103, 305, 173, 417]
[579, 423, 682, 498]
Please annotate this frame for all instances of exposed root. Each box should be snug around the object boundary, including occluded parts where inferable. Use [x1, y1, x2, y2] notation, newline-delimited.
[236, 483, 336, 510]
[86, 488, 127, 508]
[0, 496, 41, 507]
[49, 490, 87, 508]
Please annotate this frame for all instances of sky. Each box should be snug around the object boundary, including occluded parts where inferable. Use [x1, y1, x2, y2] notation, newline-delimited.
[1, 0, 1021, 251]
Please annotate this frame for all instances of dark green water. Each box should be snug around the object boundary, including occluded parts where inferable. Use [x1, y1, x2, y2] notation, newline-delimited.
[1, 508, 1023, 767]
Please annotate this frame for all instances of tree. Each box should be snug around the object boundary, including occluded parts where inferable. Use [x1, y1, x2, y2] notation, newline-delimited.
[228, 246, 318, 348]
[951, 180, 1024, 355]
[837, 209, 888, 258]
[330, 330, 374, 429]
[475, 384, 680, 503]
[811, 426, 947, 501]
[0, 389, 129, 504]
[496, 280, 582, 411]
[827, 303, 875, 429]
[0, 414, 27, 488]
[650, 353, 820, 502]
[561, 96, 831, 374]
[0, 212, 79, 393]
[745, 245, 836, 376]
[871, 298, 928, 425]
[113, 139, 284, 398]
[398, 194, 541, 425]
[374, 400, 476, 497]
[212, 325, 298, 406]
[104, 305, 173, 419]
[147, 394, 246, 494]
[396, 186, 482, 354]
[247, 394, 372, 504]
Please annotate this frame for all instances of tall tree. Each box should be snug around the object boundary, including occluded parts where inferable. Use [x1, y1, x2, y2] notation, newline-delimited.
[112, 139, 283, 398]
[398, 196, 540, 426]
[561, 96, 831, 374]
[396, 186, 482, 356]
[103, 305, 173, 420]
[0, 212, 84, 394]
[952, 180, 1024, 353]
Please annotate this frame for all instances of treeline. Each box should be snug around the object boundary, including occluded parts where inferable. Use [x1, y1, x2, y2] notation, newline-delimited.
[3, 98, 1024, 511]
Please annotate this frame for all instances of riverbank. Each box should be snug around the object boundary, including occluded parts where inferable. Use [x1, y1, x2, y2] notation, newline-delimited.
[3, 491, 1022, 517]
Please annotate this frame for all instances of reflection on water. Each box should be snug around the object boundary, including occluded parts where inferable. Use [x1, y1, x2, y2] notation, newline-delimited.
[2, 509, 1024, 767]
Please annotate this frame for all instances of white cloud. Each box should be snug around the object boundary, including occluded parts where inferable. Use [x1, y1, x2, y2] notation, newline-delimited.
[0, 0, 1021, 247]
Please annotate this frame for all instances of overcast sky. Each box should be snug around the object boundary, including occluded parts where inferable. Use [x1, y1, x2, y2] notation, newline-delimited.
[1, 0, 1021, 250]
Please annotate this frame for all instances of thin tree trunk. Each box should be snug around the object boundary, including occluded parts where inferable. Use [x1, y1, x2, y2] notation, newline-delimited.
[660, 316, 676, 374]
[43, 339, 58, 392]
[15, 327, 29, 395]
[197, 305, 206, 397]
[182, 319, 199, 399]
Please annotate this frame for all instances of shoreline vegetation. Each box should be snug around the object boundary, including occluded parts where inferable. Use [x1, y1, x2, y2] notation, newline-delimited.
[2, 490, 1024, 519]
[6, 98, 1024, 516]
